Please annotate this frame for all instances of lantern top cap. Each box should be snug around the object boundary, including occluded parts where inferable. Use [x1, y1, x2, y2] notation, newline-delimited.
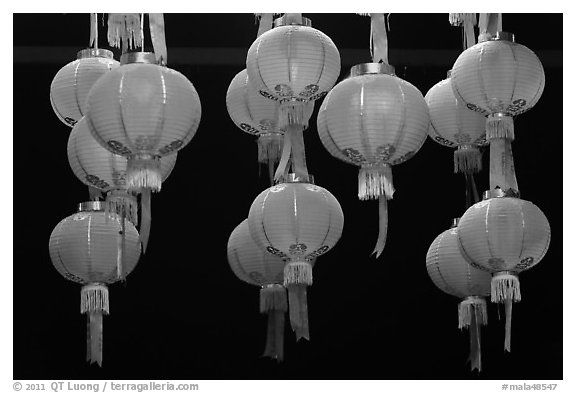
[120, 52, 158, 65]
[280, 173, 315, 185]
[482, 188, 521, 200]
[479, 31, 515, 43]
[274, 14, 312, 28]
[77, 201, 105, 212]
[451, 217, 460, 228]
[350, 62, 395, 77]
[77, 48, 114, 60]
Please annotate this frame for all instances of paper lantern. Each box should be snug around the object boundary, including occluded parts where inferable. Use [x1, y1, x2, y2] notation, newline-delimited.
[248, 174, 344, 341]
[48, 201, 141, 365]
[85, 52, 201, 193]
[50, 49, 119, 127]
[67, 117, 178, 224]
[317, 62, 429, 256]
[425, 71, 488, 174]
[227, 219, 287, 361]
[426, 218, 492, 371]
[458, 191, 551, 351]
[451, 32, 545, 141]
[226, 69, 283, 178]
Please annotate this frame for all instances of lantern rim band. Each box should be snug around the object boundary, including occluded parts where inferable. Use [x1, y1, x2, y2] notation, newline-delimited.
[77, 201, 106, 212]
[451, 217, 460, 228]
[77, 48, 114, 60]
[82, 282, 108, 290]
[350, 62, 395, 77]
[120, 52, 158, 65]
[273, 15, 312, 27]
[281, 173, 315, 185]
[482, 188, 521, 200]
[462, 295, 486, 304]
[492, 271, 519, 278]
[491, 31, 515, 43]
[262, 283, 285, 290]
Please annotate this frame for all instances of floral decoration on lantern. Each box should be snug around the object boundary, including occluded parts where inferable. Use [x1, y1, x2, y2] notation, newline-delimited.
[317, 14, 429, 258]
[227, 219, 288, 361]
[426, 218, 492, 372]
[67, 117, 177, 255]
[451, 15, 545, 195]
[49, 201, 141, 366]
[50, 47, 119, 128]
[246, 13, 340, 183]
[248, 174, 344, 341]
[457, 190, 551, 352]
[226, 69, 283, 183]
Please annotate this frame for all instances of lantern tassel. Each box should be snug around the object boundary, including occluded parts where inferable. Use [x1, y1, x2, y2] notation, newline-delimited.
[139, 188, 152, 254]
[81, 283, 109, 367]
[370, 13, 389, 64]
[287, 284, 310, 341]
[454, 145, 482, 174]
[491, 273, 521, 352]
[107, 13, 143, 53]
[149, 13, 168, 66]
[371, 195, 388, 259]
[458, 297, 487, 372]
[106, 190, 139, 226]
[126, 155, 162, 192]
[489, 137, 519, 195]
[358, 164, 394, 200]
[260, 285, 288, 361]
[284, 260, 313, 286]
[486, 114, 514, 141]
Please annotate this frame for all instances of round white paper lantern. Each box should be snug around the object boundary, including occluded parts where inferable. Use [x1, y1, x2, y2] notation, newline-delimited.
[50, 49, 119, 127]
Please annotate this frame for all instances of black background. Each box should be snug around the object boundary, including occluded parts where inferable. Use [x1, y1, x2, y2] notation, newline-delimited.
[13, 13, 562, 380]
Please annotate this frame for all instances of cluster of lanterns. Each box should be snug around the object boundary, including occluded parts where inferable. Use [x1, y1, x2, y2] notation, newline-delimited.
[47, 13, 551, 371]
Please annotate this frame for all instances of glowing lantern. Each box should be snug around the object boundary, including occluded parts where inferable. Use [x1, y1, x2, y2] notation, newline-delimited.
[85, 52, 201, 193]
[226, 69, 283, 181]
[246, 14, 340, 182]
[48, 201, 141, 366]
[67, 117, 178, 251]
[227, 219, 287, 361]
[425, 71, 487, 174]
[248, 174, 344, 340]
[50, 48, 119, 127]
[457, 191, 551, 351]
[317, 63, 429, 257]
[451, 31, 545, 195]
[426, 218, 492, 371]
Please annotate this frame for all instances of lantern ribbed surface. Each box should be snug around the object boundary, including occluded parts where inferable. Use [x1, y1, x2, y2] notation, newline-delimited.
[227, 219, 285, 286]
[426, 77, 487, 148]
[67, 117, 177, 192]
[50, 54, 119, 127]
[458, 197, 551, 273]
[247, 182, 344, 262]
[49, 211, 141, 285]
[226, 69, 281, 136]
[85, 61, 201, 158]
[317, 72, 429, 168]
[246, 24, 340, 104]
[426, 227, 492, 298]
[451, 38, 545, 117]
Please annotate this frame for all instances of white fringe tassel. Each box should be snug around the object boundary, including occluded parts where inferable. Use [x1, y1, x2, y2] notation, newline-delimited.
[105, 190, 138, 226]
[260, 285, 288, 313]
[454, 145, 482, 174]
[257, 133, 284, 164]
[126, 155, 162, 192]
[486, 113, 515, 141]
[491, 273, 521, 303]
[358, 164, 394, 200]
[283, 261, 313, 286]
[458, 297, 488, 329]
[81, 284, 109, 315]
[107, 13, 143, 51]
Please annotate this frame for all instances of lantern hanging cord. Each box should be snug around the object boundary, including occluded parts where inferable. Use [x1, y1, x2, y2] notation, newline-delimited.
[149, 13, 168, 65]
[370, 13, 389, 64]
[478, 13, 502, 42]
[90, 13, 98, 49]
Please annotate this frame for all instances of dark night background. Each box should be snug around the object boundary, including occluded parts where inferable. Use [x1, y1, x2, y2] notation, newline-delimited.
[13, 13, 562, 380]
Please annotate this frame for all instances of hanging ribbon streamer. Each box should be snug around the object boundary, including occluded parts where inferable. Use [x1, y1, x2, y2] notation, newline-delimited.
[287, 285, 310, 341]
[492, 272, 521, 352]
[149, 13, 168, 66]
[255, 13, 274, 37]
[504, 299, 513, 352]
[81, 284, 109, 367]
[90, 13, 98, 49]
[116, 211, 126, 281]
[459, 297, 487, 372]
[260, 285, 288, 361]
[464, 172, 481, 210]
[489, 138, 519, 195]
[107, 13, 143, 53]
[449, 13, 477, 50]
[370, 13, 389, 64]
[139, 188, 152, 253]
[468, 310, 482, 371]
[478, 13, 501, 42]
[274, 125, 308, 183]
[371, 195, 388, 258]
